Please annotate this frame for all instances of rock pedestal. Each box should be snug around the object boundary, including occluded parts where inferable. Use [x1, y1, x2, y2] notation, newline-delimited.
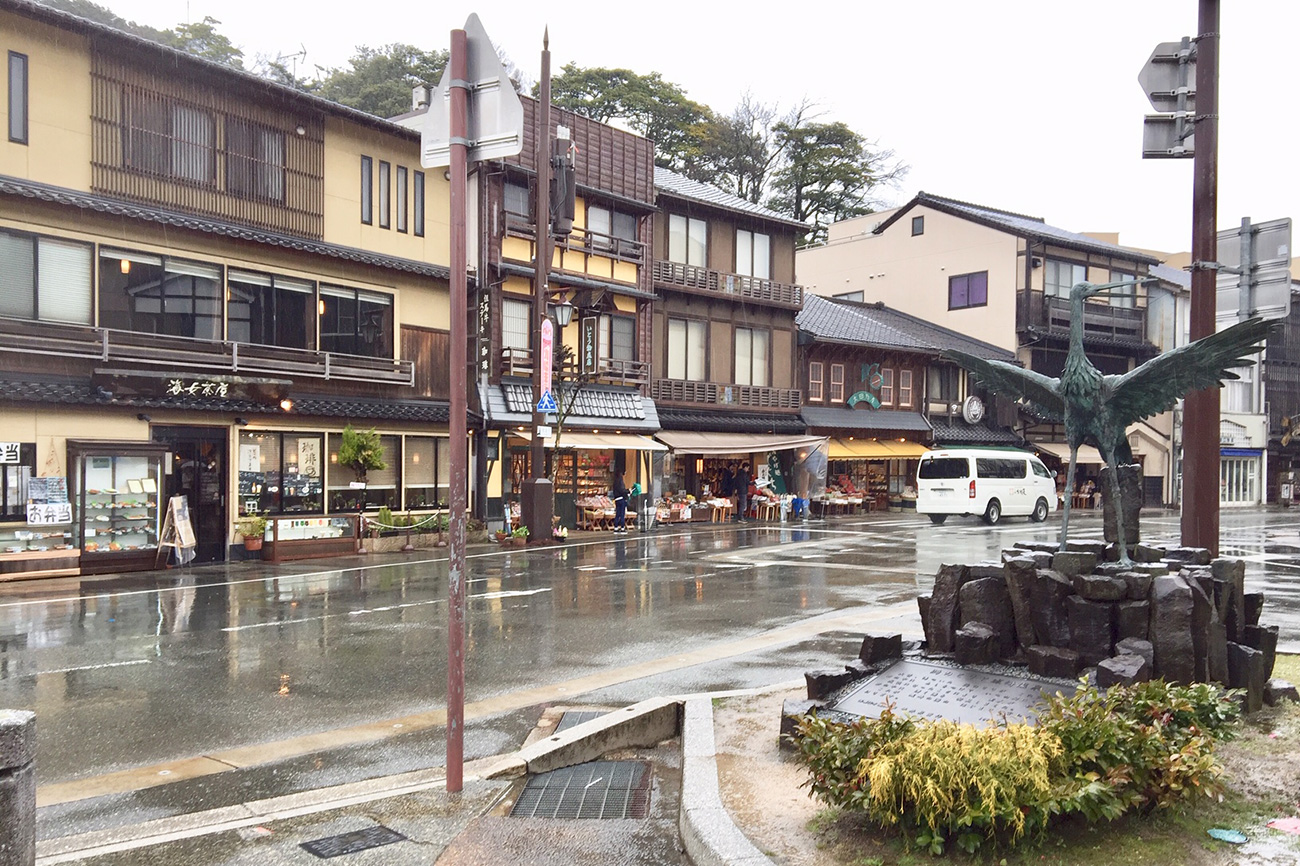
[1101, 463, 1142, 546]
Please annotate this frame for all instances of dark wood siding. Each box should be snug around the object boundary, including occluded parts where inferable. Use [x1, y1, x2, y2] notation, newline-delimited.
[402, 325, 450, 399]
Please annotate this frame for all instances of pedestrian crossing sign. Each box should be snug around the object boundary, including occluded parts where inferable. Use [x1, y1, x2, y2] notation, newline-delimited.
[536, 390, 558, 413]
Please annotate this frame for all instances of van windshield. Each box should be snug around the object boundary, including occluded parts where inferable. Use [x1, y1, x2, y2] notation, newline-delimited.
[918, 458, 969, 480]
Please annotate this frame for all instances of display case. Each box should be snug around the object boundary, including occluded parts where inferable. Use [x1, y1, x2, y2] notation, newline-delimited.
[0, 525, 80, 579]
[262, 515, 359, 562]
[68, 441, 166, 576]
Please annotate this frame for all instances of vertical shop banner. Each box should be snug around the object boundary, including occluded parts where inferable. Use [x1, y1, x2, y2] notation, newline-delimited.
[767, 452, 788, 495]
[580, 316, 598, 376]
[539, 318, 554, 400]
[298, 438, 321, 478]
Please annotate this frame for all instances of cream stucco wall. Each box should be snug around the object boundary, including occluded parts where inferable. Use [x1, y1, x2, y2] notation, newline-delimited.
[321, 117, 450, 268]
[798, 206, 1023, 352]
[0, 10, 93, 189]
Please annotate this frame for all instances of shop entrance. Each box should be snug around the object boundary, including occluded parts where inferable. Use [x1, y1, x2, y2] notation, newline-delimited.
[153, 426, 228, 563]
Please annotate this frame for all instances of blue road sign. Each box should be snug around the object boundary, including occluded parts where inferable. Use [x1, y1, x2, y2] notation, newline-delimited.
[536, 390, 558, 413]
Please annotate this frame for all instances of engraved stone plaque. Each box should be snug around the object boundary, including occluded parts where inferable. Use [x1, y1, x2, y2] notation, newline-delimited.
[827, 659, 1073, 726]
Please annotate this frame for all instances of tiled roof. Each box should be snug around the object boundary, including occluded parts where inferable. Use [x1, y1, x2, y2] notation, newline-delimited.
[801, 406, 932, 432]
[484, 380, 661, 432]
[0, 376, 451, 422]
[656, 407, 805, 434]
[0, 175, 451, 280]
[654, 166, 805, 229]
[2, 0, 416, 138]
[797, 295, 1017, 361]
[930, 418, 1025, 446]
[875, 193, 1161, 265]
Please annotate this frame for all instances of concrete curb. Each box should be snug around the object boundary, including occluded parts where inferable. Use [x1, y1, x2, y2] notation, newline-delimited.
[678, 697, 774, 866]
[35, 692, 772, 865]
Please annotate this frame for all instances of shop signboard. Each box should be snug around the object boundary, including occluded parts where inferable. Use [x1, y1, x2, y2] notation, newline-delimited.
[580, 317, 598, 376]
[92, 370, 289, 404]
[26, 475, 70, 525]
[298, 438, 321, 477]
[0, 443, 21, 463]
[767, 452, 788, 495]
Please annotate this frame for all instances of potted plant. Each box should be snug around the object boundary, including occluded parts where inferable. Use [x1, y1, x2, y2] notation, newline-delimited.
[338, 424, 387, 484]
[236, 515, 267, 552]
[510, 525, 529, 547]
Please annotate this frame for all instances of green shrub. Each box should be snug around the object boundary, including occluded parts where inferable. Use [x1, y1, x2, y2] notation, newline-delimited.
[1040, 679, 1240, 820]
[791, 681, 1242, 854]
[795, 705, 1060, 854]
[376, 506, 394, 528]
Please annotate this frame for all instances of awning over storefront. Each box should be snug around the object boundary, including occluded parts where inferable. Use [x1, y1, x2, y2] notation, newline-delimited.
[654, 431, 827, 456]
[829, 439, 930, 459]
[549, 432, 666, 452]
[1034, 442, 1103, 465]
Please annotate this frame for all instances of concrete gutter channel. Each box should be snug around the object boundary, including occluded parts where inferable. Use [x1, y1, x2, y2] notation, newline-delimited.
[35, 693, 772, 865]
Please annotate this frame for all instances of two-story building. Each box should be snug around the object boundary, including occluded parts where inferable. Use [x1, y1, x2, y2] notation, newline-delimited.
[649, 167, 822, 500]
[797, 192, 1173, 505]
[0, 0, 456, 574]
[796, 294, 1020, 509]
[402, 97, 664, 529]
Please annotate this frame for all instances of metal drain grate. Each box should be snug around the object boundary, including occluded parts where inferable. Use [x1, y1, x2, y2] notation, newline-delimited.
[553, 710, 605, 733]
[300, 825, 407, 858]
[511, 760, 651, 819]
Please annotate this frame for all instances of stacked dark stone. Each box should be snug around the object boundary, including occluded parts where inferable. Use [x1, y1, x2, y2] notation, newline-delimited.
[912, 543, 1293, 711]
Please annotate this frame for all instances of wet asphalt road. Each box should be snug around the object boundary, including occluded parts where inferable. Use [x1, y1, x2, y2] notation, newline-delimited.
[4, 507, 1299, 841]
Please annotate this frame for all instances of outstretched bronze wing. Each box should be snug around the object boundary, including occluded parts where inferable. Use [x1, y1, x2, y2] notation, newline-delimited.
[943, 350, 1065, 421]
[1104, 316, 1275, 424]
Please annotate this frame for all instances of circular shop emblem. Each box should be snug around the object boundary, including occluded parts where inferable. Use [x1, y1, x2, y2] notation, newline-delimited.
[962, 395, 986, 425]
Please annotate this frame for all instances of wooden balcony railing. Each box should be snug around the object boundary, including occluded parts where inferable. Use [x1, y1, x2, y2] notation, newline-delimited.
[1018, 291, 1147, 344]
[652, 260, 803, 308]
[499, 347, 650, 388]
[504, 214, 646, 266]
[651, 378, 802, 409]
[0, 317, 414, 386]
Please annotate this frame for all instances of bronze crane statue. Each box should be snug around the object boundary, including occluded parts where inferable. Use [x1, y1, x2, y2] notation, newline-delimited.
[946, 278, 1273, 565]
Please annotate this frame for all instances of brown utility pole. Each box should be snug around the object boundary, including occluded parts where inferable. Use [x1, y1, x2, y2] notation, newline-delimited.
[1181, 0, 1220, 554]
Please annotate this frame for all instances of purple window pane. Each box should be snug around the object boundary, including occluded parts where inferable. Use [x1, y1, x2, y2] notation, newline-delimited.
[969, 271, 988, 306]
[950, 275, 968, 309]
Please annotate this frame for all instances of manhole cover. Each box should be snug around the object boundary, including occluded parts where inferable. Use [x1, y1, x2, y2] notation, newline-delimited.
[553, 710, 605, 733]
[300, 825, 407, 858]
[511, 760, 651, 819]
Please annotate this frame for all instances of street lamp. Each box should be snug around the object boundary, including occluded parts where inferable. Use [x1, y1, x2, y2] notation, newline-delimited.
[551, 297, 575, 328]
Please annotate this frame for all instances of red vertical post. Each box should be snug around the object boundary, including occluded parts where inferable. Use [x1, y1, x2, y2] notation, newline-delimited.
[1181, 0, 1220, 555]
[446, 26, 469, 794]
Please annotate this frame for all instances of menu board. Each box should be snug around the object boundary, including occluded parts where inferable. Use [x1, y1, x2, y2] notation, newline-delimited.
[27, 475, 71, 525]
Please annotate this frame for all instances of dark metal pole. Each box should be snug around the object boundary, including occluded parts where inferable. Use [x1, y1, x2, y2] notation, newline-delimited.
[446, 26, 468, 794]
[525, 29, 554, 542]
[1181, 0, 1220, 554]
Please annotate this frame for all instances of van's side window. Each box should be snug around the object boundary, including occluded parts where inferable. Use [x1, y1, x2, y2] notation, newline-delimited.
[1031, 461, 1053, 479]
[918, 457, 969, 479]
[976, 457, 1027, 479]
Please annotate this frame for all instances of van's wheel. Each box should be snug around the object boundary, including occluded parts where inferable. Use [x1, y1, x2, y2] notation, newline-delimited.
[983, 499, 1002, 525]
[1031, 498, 1049, 523]
[928, 514, 948, 525]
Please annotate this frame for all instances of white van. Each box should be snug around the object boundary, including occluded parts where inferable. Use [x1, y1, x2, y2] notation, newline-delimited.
[915, 448, 1057, 525]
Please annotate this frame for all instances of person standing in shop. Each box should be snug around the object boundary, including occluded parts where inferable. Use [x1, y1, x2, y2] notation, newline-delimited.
[734, 461, 751, 522]
[611, 472, 630, 533]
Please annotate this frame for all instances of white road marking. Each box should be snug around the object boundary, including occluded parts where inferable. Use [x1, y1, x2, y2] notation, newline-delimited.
[35, 659, 151, 676]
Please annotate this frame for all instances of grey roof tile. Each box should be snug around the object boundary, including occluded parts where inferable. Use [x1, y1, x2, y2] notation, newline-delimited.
[656, 407, 805, 434]
[1149, 263, 1191, 289]
[0, 376, 451, 422]
[797, 295, 1017, 361]
[0, 175, 451, 280]
[654, 166, 805, 229]
[876, 193, 1161, 265]
[930, 418, 1025, 446]
[801, 406, 932, 432]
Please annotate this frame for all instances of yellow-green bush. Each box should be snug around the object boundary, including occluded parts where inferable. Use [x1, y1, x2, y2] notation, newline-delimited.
[795, 705, 1061, 854]
[792, 681, 1241, 855]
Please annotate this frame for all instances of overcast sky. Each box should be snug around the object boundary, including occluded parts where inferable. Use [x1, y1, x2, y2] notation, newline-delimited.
[103, 0, 1297, 256]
